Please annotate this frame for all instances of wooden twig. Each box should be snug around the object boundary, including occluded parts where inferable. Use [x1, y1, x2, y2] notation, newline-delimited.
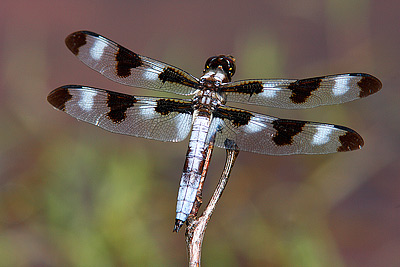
[185, 141, 239, 266]
[188, 134, 216, 221]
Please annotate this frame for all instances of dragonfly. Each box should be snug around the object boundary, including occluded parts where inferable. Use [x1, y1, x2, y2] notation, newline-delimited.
[47, 31, 382, 232]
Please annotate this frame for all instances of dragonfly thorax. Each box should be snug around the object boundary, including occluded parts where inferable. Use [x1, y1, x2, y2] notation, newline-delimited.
[192, 88, 224, 111]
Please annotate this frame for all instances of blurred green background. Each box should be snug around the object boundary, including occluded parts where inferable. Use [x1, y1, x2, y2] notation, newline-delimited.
[1, 0, 399, 266]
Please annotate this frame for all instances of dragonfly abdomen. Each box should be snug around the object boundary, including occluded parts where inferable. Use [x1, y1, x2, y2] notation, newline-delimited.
[174, 114, 213, 232]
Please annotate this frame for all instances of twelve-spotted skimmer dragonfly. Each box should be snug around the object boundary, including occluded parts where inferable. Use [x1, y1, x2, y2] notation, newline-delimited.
[47, 31, 382, 232]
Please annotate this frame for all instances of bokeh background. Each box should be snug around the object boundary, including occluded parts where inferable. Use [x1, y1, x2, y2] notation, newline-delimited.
[1, 0, 399, 266]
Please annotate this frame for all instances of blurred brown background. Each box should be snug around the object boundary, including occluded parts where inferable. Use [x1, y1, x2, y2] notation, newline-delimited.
[1, 0, 399, 266]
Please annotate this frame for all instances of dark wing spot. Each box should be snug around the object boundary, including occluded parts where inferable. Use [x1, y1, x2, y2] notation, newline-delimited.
[221, 81, 263, 96]
[155, 99, 193, 116]
[272, 119, 305, 146]
[337, 130, 364, 152]
[214, 108, 253, 127]
[115, 45, 143, 78]
[288, 78, 322, 104]
[106, 93, 136, 123]
[158, 67, 198, 88]
[65, 31, 87, 55]
[357, 74, 382, 98]
[47, 86, 73, 111]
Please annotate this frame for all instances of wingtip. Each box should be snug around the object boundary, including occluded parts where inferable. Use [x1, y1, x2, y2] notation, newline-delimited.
[357, 73, 382, 98]
[47, 86, 72, 111]
[337, 129, 364, 152]
[65, 31, 89, 56]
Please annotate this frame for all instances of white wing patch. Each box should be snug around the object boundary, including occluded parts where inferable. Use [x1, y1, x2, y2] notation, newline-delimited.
[138, 100, 157, 120]
[78, 89, 96, 111]
[175, 114, 191, 142]
[90, 37, 108, 61]
[207, 117, 223, 142]
[139, 107, 158, 120]
[143, 68, 160, 81]
[312, 125, 334, 145]
[332, 76, 351, 96]
[261, 83, 278, 98]
[243, 116, 264, 133]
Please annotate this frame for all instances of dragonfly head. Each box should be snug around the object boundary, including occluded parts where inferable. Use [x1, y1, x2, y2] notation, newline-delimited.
[204, 55, 236, 82]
